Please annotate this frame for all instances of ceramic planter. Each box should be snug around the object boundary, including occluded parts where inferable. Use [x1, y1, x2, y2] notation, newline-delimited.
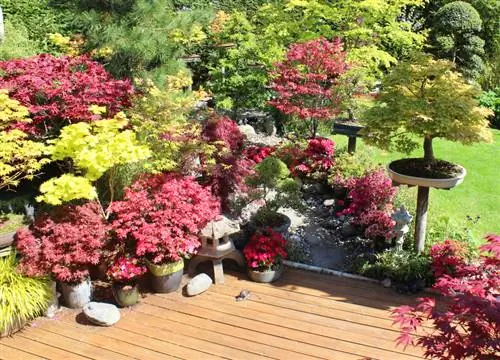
[147, 259, 184, 293]
[388, 162, 467, 189]
[60, 278, 92, 309]
[247, 263, 284, 283]
[112, 282, 140, 307]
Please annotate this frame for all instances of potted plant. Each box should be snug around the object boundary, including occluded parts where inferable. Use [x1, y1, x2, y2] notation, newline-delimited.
[109, 173, 220, 293]
[107, 256, 146, 307]
[244, 229, 287, 283]
[0, 253, 53, 337]
[363, 54, 492, 252]
[245, 156, 302, 235]
[15, 202, 107, 308]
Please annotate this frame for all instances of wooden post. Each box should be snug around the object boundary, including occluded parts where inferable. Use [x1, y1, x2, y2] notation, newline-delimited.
[414, 186, 429, 254]
[347, 136, 357, 153]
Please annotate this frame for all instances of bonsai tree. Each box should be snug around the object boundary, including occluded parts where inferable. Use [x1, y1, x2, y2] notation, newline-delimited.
[364, 54, 492, 165]
[363, 53, 492, 252]
[245, 156, 302, 229]
[269, 37, 349, 139]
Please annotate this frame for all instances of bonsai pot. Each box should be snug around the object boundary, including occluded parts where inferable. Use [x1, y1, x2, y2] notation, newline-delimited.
[147, 259, 184, 293]
[388, 158, 466, 189]
[332, 121, 364, 137]
[112, 282, 140, 307]
[247, 262, 284, 283]
[250, 212, 291, 236]
[60, 277, 92, 309]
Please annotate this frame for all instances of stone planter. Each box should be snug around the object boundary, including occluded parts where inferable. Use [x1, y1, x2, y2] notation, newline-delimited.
[388, 162, 467, 189]
[249, 213, 292, 237]
[60, 278, 92, 309]
[112, 282, 140, 307]
[147, 259, 184, 293]
[247, 263, 284, 283]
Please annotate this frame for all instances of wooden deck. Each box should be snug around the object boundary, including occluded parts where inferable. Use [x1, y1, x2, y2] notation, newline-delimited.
[0, 268, 426, 360]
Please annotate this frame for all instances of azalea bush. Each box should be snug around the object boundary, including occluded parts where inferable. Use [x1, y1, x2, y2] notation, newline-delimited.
[244, 229, 287, 271]
[269, 37, 349, 139]
[243, 145, 275, 164]
[0, 54, 134, 138]
[294, 137, 335, 181]
[109, 173, 220, 264]
[15, 202, 108, 284]
[107, 257, 146, 284]
[392, 234, 500, 359]
[341, 170, 397, 243]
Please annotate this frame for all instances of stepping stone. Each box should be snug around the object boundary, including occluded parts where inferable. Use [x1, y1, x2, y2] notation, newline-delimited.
[83, 302, 120, 326]
[186, 273, 212, 296]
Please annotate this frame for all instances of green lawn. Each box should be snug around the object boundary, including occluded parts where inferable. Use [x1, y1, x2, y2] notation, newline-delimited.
[331, 129, 500, 242]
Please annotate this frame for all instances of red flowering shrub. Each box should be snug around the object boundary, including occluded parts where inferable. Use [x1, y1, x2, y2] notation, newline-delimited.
[110, 173, 220, 264]
[244, 229, 287, 271]
[269, 37, 348, 138]
[392, 234, 500, 359]
[430, 240, 470, 278]
[15, 202, 107, 283]
[243, 145, 275, 164]
[340, 170, 397, 241]
[0, 54, 134, 137]
[107, 257, 146, 283]
[294, 137, 335, 179]
[202, 115, 245, 152]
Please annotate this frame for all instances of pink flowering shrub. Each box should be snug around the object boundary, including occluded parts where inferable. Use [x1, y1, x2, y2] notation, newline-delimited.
[269, 37, 348, 138]
[107, 257, 146, 283]
[429, 239, 470, 278]
[15, 202, 107, 283]
[392, 234, 500, 359]
[110, 173, 220, 264]
[243, 229, 287, 271]
[0, 54, 134, 137]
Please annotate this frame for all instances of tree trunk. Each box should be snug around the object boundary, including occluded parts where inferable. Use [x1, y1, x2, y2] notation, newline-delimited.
[423, 136, 434, 162]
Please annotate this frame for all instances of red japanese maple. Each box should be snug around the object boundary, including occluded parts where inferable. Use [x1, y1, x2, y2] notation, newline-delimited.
[269, 37, 349, 138]
[391, 234, 500, 360]
[0, 54, 134, 137]
[202, 114, 245, 153]
[15, 202, 107, 283]
[110, 173, 220, 264]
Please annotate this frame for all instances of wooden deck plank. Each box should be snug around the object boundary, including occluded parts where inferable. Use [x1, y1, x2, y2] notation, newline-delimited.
[36, 317, 179, 360]
[3, 270, 426, 360]
[135, 303, 322, 360]
[18, 327, 131, 360]
[0, 342, 47, 360]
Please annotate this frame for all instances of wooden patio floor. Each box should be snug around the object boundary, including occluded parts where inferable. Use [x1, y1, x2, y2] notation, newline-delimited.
[0, 268, 426, 360]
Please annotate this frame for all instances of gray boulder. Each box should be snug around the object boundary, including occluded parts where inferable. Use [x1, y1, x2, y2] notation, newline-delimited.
[186, 273, 212, 296]
[83, 302, 120, 326]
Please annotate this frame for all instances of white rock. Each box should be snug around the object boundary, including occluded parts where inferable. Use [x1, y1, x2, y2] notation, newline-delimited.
[382, 278, 392, 288]
[323, 199, 335, 207]
[186, 273, 213, 296]
[83, 302, 120, 326]
[239, 124, 256, 137]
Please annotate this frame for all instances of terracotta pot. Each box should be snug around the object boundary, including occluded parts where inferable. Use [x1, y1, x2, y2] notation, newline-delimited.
[112, 282, 140, 307]
[147, 259, 184, 293]
[247, 263, 284, 283]
[388, 162, 466, 189]
[60, 278, 92, 309]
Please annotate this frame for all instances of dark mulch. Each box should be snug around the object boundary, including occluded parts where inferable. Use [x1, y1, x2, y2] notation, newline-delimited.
[390, 158, 464, 179]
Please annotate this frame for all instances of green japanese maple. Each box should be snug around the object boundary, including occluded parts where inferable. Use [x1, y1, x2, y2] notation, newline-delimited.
[363, 54, 492, 162]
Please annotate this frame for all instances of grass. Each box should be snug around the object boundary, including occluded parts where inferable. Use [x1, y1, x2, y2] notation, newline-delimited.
[330, 129, 500, 242]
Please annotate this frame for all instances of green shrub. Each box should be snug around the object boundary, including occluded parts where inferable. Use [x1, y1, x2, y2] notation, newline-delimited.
[0, 254, 52, 335]
[356, 250, 433, 292]
[327, 147, 378, 188]
[0, 20, 42, 60]
[478, 88, 500, 129]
